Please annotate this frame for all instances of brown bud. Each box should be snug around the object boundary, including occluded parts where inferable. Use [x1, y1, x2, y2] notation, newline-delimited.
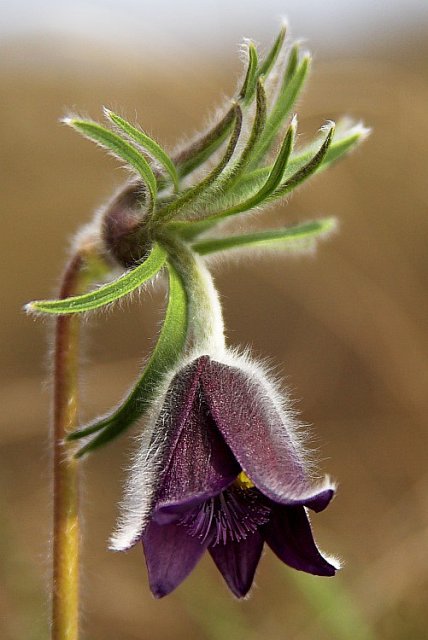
[102, 181, 152, 268]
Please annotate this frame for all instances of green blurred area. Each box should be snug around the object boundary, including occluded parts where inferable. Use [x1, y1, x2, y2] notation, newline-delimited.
[1, 29, 427, 640]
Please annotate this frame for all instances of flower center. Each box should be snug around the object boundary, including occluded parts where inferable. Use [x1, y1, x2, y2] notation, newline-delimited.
[234, 471, 255, 489]
[179, 485, 270, 546]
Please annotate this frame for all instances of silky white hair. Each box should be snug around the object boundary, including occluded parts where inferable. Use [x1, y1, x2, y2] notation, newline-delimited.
[109, 346, 335, 551]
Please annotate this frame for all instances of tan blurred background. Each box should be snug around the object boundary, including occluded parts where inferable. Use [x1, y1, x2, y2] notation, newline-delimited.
[1, 2, 428, 639]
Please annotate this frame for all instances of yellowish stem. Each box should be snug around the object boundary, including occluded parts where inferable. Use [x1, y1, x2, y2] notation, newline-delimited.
[51, 246, 106, 640]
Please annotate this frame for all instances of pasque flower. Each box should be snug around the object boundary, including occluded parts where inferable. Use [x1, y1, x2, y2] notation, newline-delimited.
[110, 353, 338, 598]
[26, 25, 367, 609]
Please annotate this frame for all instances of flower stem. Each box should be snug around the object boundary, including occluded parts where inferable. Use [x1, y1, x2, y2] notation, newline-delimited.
[52, 246, 106, 639]
[160, 236, 226, 358]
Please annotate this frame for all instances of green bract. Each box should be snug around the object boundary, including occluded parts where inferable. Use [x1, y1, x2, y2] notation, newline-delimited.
[192, 218, 337, 256]
[26, 27, 369, 455]
[27, 243, 167, 315]
[69, 260, 188, 456]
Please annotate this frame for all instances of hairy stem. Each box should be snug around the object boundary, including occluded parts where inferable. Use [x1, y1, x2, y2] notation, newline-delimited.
[52, 247, 103, 639]
[160, 236, 226, 358]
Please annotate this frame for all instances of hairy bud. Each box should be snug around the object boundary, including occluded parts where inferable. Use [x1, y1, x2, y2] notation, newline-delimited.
[101, 181, 152, 268]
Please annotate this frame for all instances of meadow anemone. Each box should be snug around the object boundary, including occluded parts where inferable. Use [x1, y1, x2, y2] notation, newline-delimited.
[25, 25, 365, 610]
[110, 354, 338, 598]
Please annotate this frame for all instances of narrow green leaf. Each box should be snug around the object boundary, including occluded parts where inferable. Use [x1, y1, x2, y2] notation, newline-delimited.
[175, 75, 266, 211]
[202, 116, 296, 222]
[206, 124, 334, 214]
[104, 109, 179, 192]
[248, 116, 297, 203]
[171, 32, 286, 181]
[192, 218, 336, 255]
[316, 120, 371, 169]
[282, 42, 300, 87]
[70, 260, 188, 455]
[174, 110, 235, 178]
[258, 25, 287, 78]
[64, 118, 158, 206]
[166, 117, 296, 239]
[155, 105, 242, 222]
[273, 121, 366, 182]
[26, 243, 167, 315]
[170, 82, 265, 218]
[274, 123, 335, 198]
[253, 51, 310, 164]
[239, 42, 259, 103]
[214, 78, 267, 195]
[172, 46, 256, 180]
[241, 78, 268, 168]
[222, 119, 369, 203]
[169, 121, 366, 242]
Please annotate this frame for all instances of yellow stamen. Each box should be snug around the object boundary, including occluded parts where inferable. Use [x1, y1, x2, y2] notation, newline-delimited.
[235, 471, 255, 489]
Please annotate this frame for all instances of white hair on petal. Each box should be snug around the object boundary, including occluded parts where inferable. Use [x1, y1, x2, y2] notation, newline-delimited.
[322, 553, 342, 571]
[212, 347, 336, 501]
[218, 347, 310, 454]
[109, 350, 213, 551]
[110, 343, 336, 550]
[108, 363, 180, 551]
[304, 506, 342, 571]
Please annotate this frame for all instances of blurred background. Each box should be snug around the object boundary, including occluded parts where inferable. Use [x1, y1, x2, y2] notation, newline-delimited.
[1, 1, 428, 638]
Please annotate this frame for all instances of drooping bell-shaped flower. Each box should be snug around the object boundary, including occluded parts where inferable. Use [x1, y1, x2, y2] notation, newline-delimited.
[111, 354, 338, 598]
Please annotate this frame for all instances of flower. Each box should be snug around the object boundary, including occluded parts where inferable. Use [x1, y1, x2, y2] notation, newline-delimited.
[110, 354, 338, 598]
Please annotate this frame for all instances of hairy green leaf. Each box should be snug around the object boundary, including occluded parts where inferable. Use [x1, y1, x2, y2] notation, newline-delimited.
[169, 82, 266, 221]
[192, 218, 336, 255]
[253, 50, 310, 164]
[282, 42, 300, 87]
[64, 118, 158, 207]
[26, 243, 167, 315]
[222, 119, 369, 204]
[155, 105, 242, 222]
[104, 109, 179, 192]
[210, 78, 267, 197]
[239, 42, 259, 103]
[273, 123, 335, 198]
[176, 116, 296, 234]
[172, 32, 283, 180]
[70, 260, 188, 455]
[314, 120, 370, 169]
[258, 25, 286, 78]
[174, 108, 235, 179]
[246, 116, 297, 203]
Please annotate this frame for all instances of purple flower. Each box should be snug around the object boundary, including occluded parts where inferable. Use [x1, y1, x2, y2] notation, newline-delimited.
[111, 354, 338, 598]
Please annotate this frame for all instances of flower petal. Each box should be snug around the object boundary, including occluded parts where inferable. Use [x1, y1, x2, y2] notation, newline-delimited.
[264, 504, 337, 576]
[153, 363, 240, 523]
[142, 519, 208, 597]
[201, 357, 314, 505]
[209, 532, 264, 598]
[110, 356, 207, 550]
[153, 493, 216, 525]
[302, 487, 335, 513]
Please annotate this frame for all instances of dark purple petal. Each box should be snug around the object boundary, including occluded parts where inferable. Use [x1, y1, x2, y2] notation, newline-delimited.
[153, 492, 220, 525]
[209, 531, 264, 597]
[152, 356, 207, 477]
[109, 357, 211, 551]
[252, 485, 335, 513]
[142, 519, 208, 598]
[303, 488, 335, 513]
[154, 373, 240, 519]
[201, 359, 314, 505]
[264, 504, 337, 576]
